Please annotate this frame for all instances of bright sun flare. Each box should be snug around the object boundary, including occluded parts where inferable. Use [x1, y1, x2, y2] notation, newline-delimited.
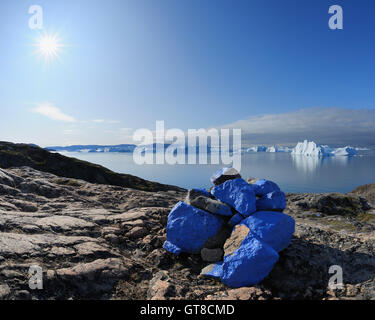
[34, 33, 64, 63]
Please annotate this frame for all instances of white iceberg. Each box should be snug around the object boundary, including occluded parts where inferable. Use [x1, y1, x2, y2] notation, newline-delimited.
[292, 140, 330, 157]
[245, 145, 292, 153]
[246, 146, 268, 152]
[292, 140, 357, 157]
[266, 146, 276, 153]
[331, 146, 357, 156]
[266, 146, 292, 153]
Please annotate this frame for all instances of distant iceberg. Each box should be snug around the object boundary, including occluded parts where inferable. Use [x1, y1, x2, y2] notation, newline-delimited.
[246, 146, 268, 152]
[331, 146, 358, 156]
[266, 146, 292, 153]
[46, 144, 136, 153]
[245, 146, 292, 153]
[291, 140, 357, 157]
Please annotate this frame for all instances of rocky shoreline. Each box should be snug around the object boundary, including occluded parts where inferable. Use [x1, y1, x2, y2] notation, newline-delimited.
[0, 144, 374, 300]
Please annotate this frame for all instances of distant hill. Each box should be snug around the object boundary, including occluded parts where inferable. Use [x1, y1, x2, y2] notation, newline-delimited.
[46, 144, 136, 153]
[0, 141, 184, 192]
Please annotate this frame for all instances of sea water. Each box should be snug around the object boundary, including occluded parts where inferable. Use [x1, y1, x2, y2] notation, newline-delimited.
[59, 151, 375, 193]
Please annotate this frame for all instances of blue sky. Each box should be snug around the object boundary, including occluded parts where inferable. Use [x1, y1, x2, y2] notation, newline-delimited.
[1, 0, 374, 147]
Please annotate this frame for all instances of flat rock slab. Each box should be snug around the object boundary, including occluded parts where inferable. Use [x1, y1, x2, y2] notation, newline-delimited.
[0, 232, 103, 257]
[37, 216, 96, 231]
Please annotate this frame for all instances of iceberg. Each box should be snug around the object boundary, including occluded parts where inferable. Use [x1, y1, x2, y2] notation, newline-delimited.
[266, 146, 277, 153]
[331, 146, 358, 156]
[246, 146, 292, 153]
[246, 146, 268, 152]
[291, 140, 357, 157]
[291, 140, 332, 157]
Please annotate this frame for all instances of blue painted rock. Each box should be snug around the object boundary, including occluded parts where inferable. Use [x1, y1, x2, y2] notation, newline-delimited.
[163, 202, 224, 255]
[200, 262, 223, 279]
[185, 189, 233, 217]
[241, 211, 295, 252]
[256, 191, 286, 211]
[228, 213, 245, 227]
[211, 178, 256, 216]
[210, 167, 241, 186]
[252, 179, 281, 197]
[221, 233, 279, 288]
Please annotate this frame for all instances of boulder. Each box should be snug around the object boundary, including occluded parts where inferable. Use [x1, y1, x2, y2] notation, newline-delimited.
[163, 202, 224, 255]
[221, 235, 279, 288]
[228, 213, 245, 227]
[246, 177, 259, 185]
[203, 212, 295, 288]
[186, 188, 211, 199]
[252, 179, 281, 197]
[201, 248, 223, 262]
[185, 189, 233, 217]
[0, 284, 11, 299]
[287, 192, 371, 215]
[211, 178, 256, 216]
[202, 225, 233, 249]
[147, 271, 174, 300]
[241, 211, 295, 252]
[223, 224, 250, 257]
[210, 167, 241, 186]
[256, 191, 286, 211]
[200, 262, 223, 279]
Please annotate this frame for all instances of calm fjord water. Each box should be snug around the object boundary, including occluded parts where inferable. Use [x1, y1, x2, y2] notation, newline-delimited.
[60, 152, 375, 193]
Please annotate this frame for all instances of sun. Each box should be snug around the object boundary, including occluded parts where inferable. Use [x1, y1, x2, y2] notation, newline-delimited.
[34, 32, 64, 63]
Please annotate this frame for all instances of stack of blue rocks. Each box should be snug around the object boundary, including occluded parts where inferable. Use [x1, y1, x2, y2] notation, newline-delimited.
[163, 167, 295, 288]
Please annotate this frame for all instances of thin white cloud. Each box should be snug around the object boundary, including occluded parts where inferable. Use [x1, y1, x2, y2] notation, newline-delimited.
[92, 119, 121, 124]
[220, 107, 375, 147]
[33, 103, 76, 122]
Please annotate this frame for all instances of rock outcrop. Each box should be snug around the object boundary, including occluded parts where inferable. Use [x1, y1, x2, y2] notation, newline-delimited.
[0, 153, 374, 300]
[351, 183, 375, 206]
[0, 141, 183, 193]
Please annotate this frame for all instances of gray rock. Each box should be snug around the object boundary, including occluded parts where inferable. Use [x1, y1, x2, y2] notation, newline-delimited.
[287, 193, 371, 216]
[127, 226, 148, 239]
[201, 248, 223, 262]
[185, 189, 233, 216]
[147, 271, 175, 300]
[55, 258, 128, 294]
[246, 177, 259, 185]
[0, 284, 11, 299]
[203, 225, 232, 249]
[210, 167, 241, 186]
[15, 290, 31, 300]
